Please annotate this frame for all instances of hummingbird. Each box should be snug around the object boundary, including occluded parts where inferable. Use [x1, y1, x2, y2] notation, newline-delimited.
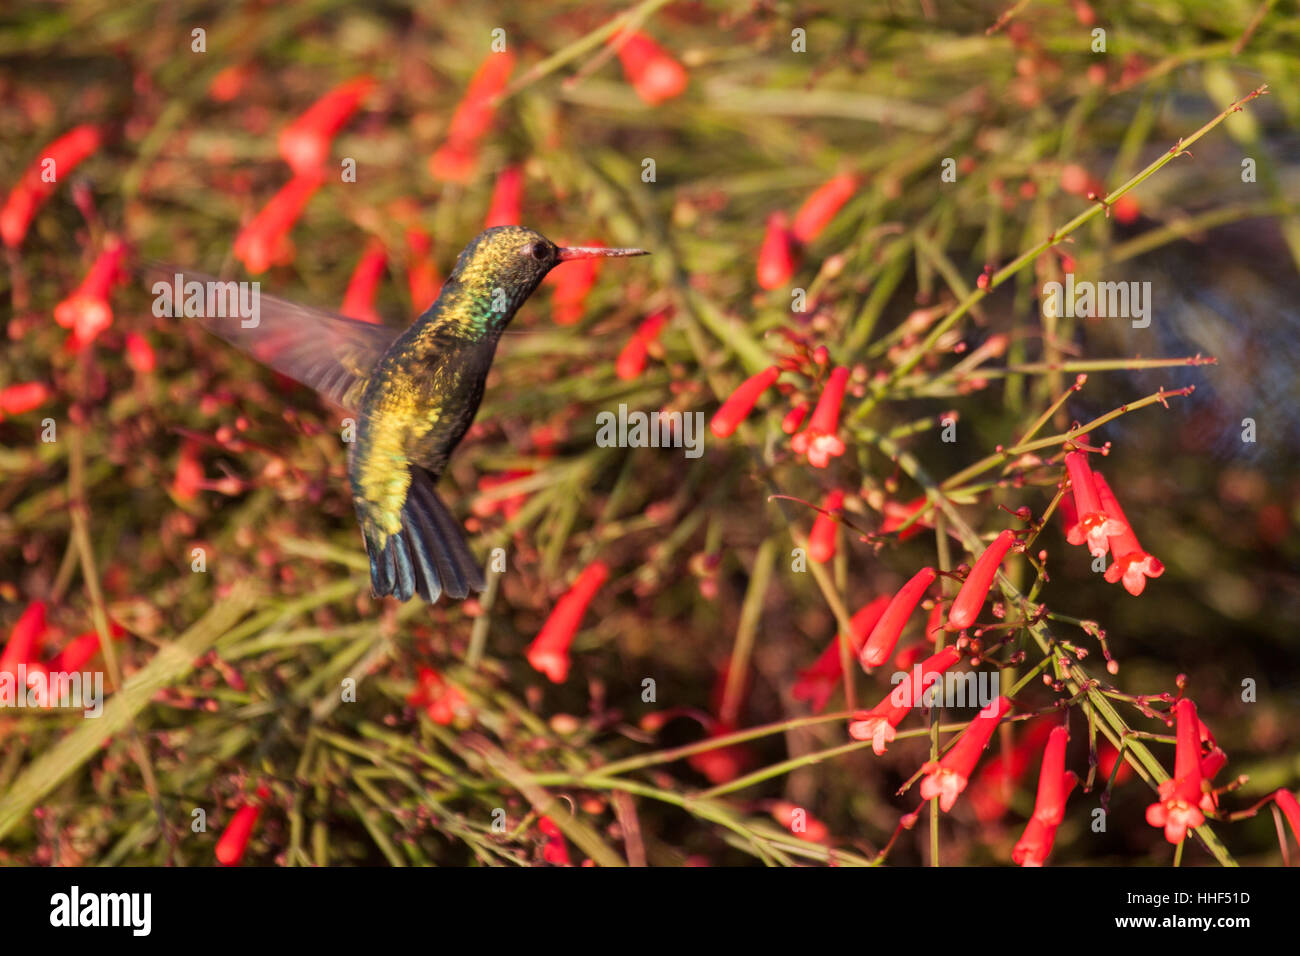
[162, 226, 648, 603]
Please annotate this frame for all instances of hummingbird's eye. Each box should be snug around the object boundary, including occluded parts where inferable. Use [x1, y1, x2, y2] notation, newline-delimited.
[528, 242, 549, 262]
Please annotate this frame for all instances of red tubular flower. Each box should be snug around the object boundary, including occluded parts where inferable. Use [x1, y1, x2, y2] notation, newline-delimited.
[215, 799, 263, 866]
[1, 601, 47, 674]
[278, 76, 374, 175]
[429, 51, 516, 183]
[792, 173, 858, 243]
[1275, 789, 1300, 850]
[1093, 471, 1164, 596]
[1014, 727, 1083, 866]
[881, 496, 933, 541]
[770, 802, 830, 843]
[484, 164, 524, 228]
[1, 125, 101, 248]
[0, 382, 51, 419]
[1064, 451, 1125, 558]
[860, 567, 936, 669]
[48, 623, 126, 672]
[233, 173, 323, 274]
[1058, 489, 1079, 540]
[848, 646, 961, 754]
[172, 440, 203, 502]
[790, 366, 849, 468]
[610, 31, 688, 106]
[340, 239, 387, 324]
[1145, 699, 1206, 844]
[709, 365, 781, 438]
[54, 235, 127, 349]
[756, 212, 797, 290]
[808, 489, 845, 564]
[124, 332, 156, 374]
[947, 529, 1016, 630]
[615, 307, 670, 380]
[781, 402, 810, 435]
[919, 696, 1011, 812]
[1097, 738, 1136, 786]
[538, 816, 571, 865]
[526, 561, 609, 683]
[793, 596, 889, 712]
[404, 227, 442, 312]
[967, 718, 1057, 823]
[407, 666, 469, 725]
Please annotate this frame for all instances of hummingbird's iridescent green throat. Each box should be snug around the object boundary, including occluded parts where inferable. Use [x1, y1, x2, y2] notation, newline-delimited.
[174, 226, 649, 603]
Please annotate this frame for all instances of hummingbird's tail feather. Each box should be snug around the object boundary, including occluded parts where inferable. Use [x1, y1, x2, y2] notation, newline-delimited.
[404, 467, 486, 599]
[362, 468, 485, 603]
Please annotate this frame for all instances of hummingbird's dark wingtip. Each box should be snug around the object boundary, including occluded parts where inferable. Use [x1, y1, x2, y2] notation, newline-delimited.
[556, 245, 650, 261]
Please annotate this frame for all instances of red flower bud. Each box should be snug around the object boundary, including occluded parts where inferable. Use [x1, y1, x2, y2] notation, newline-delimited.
[125, 332, 156, 374]
[526, 561, 609, 683]
[947, 529, 1016, 630]
[710, 365, 781, 438]
[484, 164, 524, 228]
[1, 601, 47, 674]
[0, 381, 51, 418]
[808, 489, 844, 564]
[615, 308, 670, 381]
[340, 239, 387, 324]
[233, 173, 323, 274]
[756, 212, 797, 290]
[215, 799, 263, 866]
[1, 125, 101, 248]
[860, 567, 936, 669]
[278, 76, 374, 175]
[792, 173, 857, 243]
[429, 51, 516, 183]
[611, 31, 688, 106]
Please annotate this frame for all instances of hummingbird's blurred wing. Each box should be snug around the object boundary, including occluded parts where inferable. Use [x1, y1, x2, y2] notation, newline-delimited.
[147, 265, 399, 411]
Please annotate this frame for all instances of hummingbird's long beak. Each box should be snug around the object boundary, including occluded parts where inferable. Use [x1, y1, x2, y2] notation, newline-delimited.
[557, 245, 649, 261]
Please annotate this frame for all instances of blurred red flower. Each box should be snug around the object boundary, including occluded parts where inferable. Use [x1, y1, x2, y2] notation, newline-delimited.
[615, 308, 670, 381]
[756, 212, 796, 290]
[792, 173, 858, 243]
[0, 382, 52, 419]
[278, 76, 374, 176]
[54, 235, 126, 349]
[526, 561, 609, 682]
[610, 31, 688, 106]
[232, 173, 323, 274]
[1, 124, 101, 248]
[484, 165, 524, 228]
[710, 365, 780, 438]
[790, 366, 849, 468]
[807, 489, 845, 564]
[340, 238, 387, 324]
[429, 51, 516, 183]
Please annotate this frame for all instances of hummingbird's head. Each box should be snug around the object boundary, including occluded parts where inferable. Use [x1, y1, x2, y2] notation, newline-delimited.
[448, 226, 648, 323]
